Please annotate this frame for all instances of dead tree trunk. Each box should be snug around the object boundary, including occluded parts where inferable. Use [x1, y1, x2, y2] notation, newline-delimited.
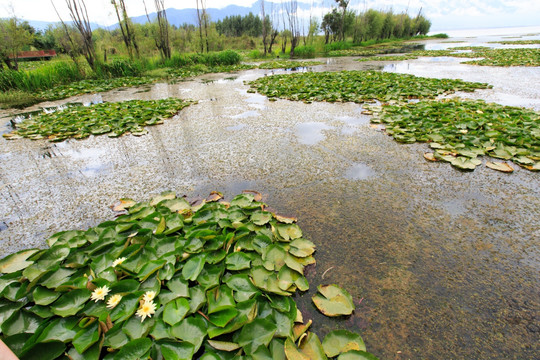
[65, 0, 96, 69]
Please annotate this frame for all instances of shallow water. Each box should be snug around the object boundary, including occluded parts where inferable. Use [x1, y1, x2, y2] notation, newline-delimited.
[1, 34, 539, 359]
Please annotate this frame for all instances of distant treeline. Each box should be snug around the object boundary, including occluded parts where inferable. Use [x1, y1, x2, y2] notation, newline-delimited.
[215, 13, 265, 38]
[323, 8, 431, 43]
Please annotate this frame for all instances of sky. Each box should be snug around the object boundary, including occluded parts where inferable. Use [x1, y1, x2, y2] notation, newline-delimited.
[0, 0, 539, 31]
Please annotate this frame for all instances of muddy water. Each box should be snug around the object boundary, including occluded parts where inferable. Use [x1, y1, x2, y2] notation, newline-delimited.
[1, 41, 539, 359]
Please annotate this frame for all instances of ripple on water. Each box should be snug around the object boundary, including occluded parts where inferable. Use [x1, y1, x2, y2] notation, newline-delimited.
[296, 122, 333, 145]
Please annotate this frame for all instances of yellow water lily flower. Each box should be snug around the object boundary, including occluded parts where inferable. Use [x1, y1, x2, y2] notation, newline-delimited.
[143, 291, 156, 302]
[112, 257, 127, 267]
[107, 294, 122, 309]
[91, 285, 110, 302]
[136, 300, 156, 322]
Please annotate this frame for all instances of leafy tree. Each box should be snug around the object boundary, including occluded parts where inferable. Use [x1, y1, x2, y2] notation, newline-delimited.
[0, 18, 34, 70]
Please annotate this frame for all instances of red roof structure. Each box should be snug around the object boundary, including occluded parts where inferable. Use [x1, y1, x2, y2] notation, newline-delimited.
[9, 50, 57, 60]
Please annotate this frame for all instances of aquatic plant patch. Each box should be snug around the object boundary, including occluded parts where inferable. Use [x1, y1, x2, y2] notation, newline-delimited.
[37, 77, 157, 102]
[487, 40, 540, 45]
[327, 49, 378, 57]
[167, 64, 255, 80]
[369, 98, 540, 171]
[455, 48, 540, 67]
[257, 60, 324, 69]
[248, 71, 491, 103]
[357, 54, 419, 62]
[0, 191, 378, 360]
[4, 98, 192, 142]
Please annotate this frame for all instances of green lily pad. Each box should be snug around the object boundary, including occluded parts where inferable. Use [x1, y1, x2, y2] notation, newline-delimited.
[114, 337, 152, 360]
[323, 330, 366, 357]
[0, 249, 39, 273]
[337, 350, 380, 360]
[50, 289, 91, 317]
[235, 318, 277, 355]
[163, 298, 190, 326]
[312, 284, 355, 317]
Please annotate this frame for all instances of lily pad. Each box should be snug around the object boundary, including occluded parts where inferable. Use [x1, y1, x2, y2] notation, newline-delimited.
[312, 285, 355, 317]
[322, 330, 366, 357]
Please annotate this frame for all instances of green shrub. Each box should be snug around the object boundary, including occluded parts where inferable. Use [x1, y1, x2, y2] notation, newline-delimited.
[293, 45, 316, 58]
[94, 58, 144, 78]
[324, 41, 352, 53]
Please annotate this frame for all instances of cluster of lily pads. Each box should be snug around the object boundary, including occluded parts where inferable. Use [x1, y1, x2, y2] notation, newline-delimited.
[357, 48, 540, 67]
[487, 40, 540, 45]
[4, 98, 192, 142]
[248, 71, 491, 103]
[327, 49, 378, 57]
[257, 61, 324, 70]
[38, 77, 157, 102]
[166, 64, 256, 80]
[0, 191, 377, 359]
[369, 98, 540, 171]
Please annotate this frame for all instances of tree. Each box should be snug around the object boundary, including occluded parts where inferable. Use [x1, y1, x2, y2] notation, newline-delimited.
[64, 0, 97, 69]
[143, 0, 171, 59]
[335, 0, 350, 41]
[195, 0, 210, 53]
[111, 0, 139, 59]
[282, 0, 300, 56]
[0, 18, 33, 70]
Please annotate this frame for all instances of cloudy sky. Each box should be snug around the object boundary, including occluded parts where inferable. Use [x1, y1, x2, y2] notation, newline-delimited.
[0, 0, 539, 31]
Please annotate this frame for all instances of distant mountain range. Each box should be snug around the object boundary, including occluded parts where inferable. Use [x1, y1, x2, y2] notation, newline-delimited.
[25, 0, 314, 31]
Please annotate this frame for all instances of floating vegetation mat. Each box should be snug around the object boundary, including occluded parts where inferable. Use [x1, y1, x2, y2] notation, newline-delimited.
[38, 77, 157, 102]
[4, 98, 192, 142]
[248, 71, 491, 103]
[369, 98, 540, 171]
[487, 40, 540, 45]
[167, 64, 255, 80]
[257, 60, 324, 69]
[0, 191, 378, 360]
[357, 48, 540, 67]
[327, 49, 378, 57]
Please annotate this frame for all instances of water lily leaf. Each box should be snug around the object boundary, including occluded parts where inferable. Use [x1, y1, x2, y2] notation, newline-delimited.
[138, 259, 167, 282]
[167, 276, 190, 297]
[111, 198, 136, 212]
[235, 318, 277, 355]
[122, 315, 154, 339]
[33, 317, 79, 343]
[312, 285, 355, 317]
[226, 252, 252, 271]
[450, 156, 481, 170]
[207, 299, 257, 338]
[0, 300, 24, 326]
[110, 293, 140, 322]
[160, 198, 191, 213]
[207, 339, 241, 352]
[151, 191, 177, 206]
[423, 153, 437, 162]
[0, 249, 39, 273]
[262, 244, 287, 271]
[163, 298, 190, 326]
[207, 285, 236, 314]
[1, 281, 27, 301]
[182, 254, 206, 281]
[114, 337, 152, 360]
[160, 340, 195, 360]
[50, 289, 91, 317]
[289, 239, 316, 258]
[276, 224, 303, 241]
[224, 274, 258, 293]
[67, 342, 101, 360]
[1, 309, 42, 336]
[40, 267, 76, 289]
[73, 322, 100, 353]
[20, 341, 66, 360]
[208, 308, 238, 328]
[284, 337, 310, 360]
[170, 315, 208, 352]
[230, 194, 255, 208]
[104, 323, 130, 349]
[337, 350, 380, 360]
[486, 161, 514, 173]
[322, 330, 366, 357]
[251, 211, 272, 226]
[293, 320, 312, 341]
[297, 332, 327, 360]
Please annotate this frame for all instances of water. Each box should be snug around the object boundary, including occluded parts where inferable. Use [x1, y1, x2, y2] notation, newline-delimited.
[0, 31, 539, 360]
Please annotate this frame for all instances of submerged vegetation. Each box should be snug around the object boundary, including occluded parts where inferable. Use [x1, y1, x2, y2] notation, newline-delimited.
[370, 99, 540, 171]
[4, 98, 192, 142]
[248, 71, 491, 103]
[0, 191, 377, 359]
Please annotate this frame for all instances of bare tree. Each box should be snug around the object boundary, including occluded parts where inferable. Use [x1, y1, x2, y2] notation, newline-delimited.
[195, 0, 210, 53]
[143, 0, 171, 59]
[111, 0, 139, 59]
[267, 2, 279, 54]
[51, 0, 83, 69]
[64, 0, 96, 68]
[282, 0, 300, 57]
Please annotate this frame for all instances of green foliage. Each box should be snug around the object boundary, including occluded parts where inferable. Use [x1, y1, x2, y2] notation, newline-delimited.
[324, 41, 353, 53]
[0, 191, 379, 360]
[93, 58, 145, 78]
[257, 60, 324, 70]
[487, 39, 540, 45]
[0, 61, 82, 92]
[4, 98, 192, 141]
[248, 71, 491, 103]
[0, 90, 40, 109]
[215, 12, 263, 37]
[369, 98, 540, 171]
[423, 33, 448, 39]
[292, 45, 316, 58]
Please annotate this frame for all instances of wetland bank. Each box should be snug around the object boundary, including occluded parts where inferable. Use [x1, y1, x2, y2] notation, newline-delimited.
[1, 33, 539, 359]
